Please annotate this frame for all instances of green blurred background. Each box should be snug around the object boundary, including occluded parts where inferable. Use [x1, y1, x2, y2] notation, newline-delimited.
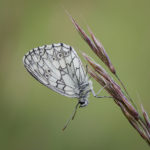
[1, 0, 150, 149]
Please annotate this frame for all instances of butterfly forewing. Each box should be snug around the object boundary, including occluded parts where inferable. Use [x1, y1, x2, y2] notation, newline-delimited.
[23, 43, 88, 98]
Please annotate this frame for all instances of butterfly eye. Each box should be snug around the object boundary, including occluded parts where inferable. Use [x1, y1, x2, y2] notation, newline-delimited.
[52, 57, 56, 60]
[48, 70, 50, 73]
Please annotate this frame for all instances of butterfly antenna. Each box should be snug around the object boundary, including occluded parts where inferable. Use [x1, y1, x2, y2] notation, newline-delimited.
[62, 102, 80, 131]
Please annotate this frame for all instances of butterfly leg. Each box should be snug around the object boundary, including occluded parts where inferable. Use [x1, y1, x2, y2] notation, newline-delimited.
[91, 85, 112, 98]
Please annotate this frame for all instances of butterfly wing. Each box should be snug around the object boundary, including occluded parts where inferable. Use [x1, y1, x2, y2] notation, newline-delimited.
[23, 43, 88, 98]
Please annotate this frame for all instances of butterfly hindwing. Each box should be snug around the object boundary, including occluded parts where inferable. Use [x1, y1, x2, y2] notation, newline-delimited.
[23, 43, 88, 98]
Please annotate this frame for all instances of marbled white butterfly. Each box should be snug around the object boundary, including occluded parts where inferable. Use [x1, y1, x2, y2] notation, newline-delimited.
[23, 43, 109, 129]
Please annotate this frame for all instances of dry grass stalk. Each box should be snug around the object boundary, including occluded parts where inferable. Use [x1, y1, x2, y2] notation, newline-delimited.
[69, 16, 150, 145]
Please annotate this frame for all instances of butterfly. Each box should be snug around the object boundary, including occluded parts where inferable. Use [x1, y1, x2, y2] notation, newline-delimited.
[23, 43, 110, 130]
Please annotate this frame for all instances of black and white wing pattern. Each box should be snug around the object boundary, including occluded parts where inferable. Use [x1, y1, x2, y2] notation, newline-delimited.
[23, 43, 88, 98]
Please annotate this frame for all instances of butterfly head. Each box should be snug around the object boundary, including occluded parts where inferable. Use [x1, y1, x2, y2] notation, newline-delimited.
[79, 98, 88, 107]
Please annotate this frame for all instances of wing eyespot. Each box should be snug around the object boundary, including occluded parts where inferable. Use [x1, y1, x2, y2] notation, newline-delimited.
[57, 53, 63, 59]
[45, 74, 49, 78]
[64, 51, 70, 57]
